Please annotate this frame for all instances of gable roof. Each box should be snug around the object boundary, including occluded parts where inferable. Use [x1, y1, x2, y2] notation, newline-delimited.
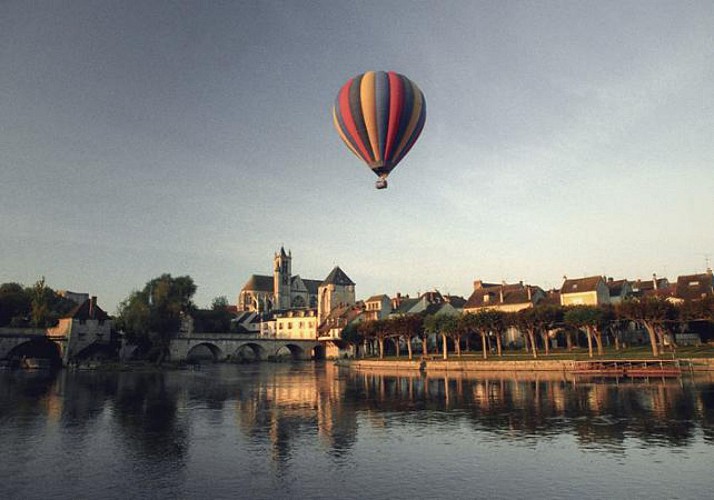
[318, 304, 363, 334]
[464, 283, 542, 309]
[561, 276, 604, 294]
[321, 266, 354, 286]
[241, 275, 274, 293]
[606, 279, 629, 296]
[675, 272, 714, 301]
[66, 298, 110, 321]
[443, 295, 467, 308]
[392, 297, 420, 315]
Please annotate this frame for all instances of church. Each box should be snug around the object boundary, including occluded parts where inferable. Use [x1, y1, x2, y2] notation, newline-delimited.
[236, 247, 355, 322]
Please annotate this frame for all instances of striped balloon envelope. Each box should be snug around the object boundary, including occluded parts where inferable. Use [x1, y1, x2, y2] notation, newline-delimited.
[332, 71, 426, 189]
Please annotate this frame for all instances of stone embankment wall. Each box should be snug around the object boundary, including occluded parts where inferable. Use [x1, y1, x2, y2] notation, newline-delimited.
[345, 358, 714, 372]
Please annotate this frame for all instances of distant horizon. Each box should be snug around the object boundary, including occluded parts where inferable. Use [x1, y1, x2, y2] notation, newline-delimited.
[4, 255, 712, 315]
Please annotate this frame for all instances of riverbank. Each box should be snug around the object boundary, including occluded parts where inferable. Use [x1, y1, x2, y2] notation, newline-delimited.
[340, 357, 714, 373]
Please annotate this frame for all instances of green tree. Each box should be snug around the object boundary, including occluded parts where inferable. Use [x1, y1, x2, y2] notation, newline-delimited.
[461, 311, 490, 359]
[617, 297, 677, 357]
[0, 282, 31, 327]
[514, 308, 540, 358]
[390, 314, 424, 360]
[341, 321, 364, 358]
[533, 304, 564, 356]
[117, 274, 197, 364]
[564, 305, 604, 358]
[211, 295, 229, 310]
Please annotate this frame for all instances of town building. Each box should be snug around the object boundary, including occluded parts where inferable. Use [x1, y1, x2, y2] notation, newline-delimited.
[47, 296, 112, 365]
[464, 281, 546, 313]
[560, 276, 609, 306]
[674, 269, 714, 302]
[606, 278, 633, 304]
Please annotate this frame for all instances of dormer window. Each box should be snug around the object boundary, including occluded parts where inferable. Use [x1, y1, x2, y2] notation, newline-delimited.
[690, 281, 699, 287]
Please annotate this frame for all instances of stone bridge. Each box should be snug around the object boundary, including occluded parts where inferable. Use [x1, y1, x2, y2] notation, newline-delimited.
[0, 328, 68, 368]
[169, 332, 324, 362]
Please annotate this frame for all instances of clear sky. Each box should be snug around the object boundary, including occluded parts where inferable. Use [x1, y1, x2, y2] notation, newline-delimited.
[2, 1, 713, 313]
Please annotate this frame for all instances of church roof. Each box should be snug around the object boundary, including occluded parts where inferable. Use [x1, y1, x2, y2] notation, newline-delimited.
[303, 279, 322, 294]
[241, 275, 274, 293]
[321, 266, 354, 286]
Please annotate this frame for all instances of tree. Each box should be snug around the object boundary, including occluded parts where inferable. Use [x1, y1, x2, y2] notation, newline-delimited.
[211, 296, 229, 310]
[532, 305, 563, 356]
[514, 308, 540, 358]
[461, 311, 490, 360]
[564, 306, 605, 358]
[424, 314, 458, 360]
[117, 274, 197, 364]
[390, 314, 423, 360]
[0, 282, 31, 327]
[341, 321, 364, 358]
[617, 297, 677, 357]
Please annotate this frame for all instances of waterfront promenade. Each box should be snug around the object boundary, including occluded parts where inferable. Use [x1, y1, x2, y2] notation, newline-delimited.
[343, 354, 714, 374]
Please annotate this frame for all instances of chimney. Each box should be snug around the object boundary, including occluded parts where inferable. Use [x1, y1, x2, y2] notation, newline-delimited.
[527, 286, 532, 301]
[652, 273, 658, 290]
[499, 287, 504, 303]
[89, 296, 97, 319]
[474, 280, 483, 290]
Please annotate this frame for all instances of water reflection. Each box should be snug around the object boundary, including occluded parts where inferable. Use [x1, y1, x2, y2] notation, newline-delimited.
[346, 369, 714, 449]
[1, 365, 714, 498]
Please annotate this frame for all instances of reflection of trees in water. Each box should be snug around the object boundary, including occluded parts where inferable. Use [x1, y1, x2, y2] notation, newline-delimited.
[0, 371, 59, 473]
[345, 370, 714, 449]
[112, 372, 188, 463]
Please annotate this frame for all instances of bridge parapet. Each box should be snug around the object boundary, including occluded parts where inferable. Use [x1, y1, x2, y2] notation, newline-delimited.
[0, 327, 49, 338]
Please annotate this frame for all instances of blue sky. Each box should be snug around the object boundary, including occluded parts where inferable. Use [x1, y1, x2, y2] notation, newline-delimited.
[2, 1, 713, 313]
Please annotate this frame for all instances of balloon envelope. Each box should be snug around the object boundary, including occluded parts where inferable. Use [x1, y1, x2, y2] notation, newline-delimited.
[333, 71, 426, 187]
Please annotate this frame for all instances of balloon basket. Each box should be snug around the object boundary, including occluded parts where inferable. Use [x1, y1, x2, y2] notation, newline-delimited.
[375, 179, 388, 190]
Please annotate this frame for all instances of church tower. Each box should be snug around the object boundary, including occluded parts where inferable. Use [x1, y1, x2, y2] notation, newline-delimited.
[318, 266, 355, 322]
[273, 247, 292, 310]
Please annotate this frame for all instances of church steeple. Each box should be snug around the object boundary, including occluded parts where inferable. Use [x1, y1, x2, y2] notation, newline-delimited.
[273, 247, 292, 310]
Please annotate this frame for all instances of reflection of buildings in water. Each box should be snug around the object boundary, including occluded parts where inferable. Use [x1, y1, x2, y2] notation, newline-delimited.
[233, 364, 357, 460]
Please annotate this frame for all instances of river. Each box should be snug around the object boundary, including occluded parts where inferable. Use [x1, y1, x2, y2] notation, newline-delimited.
[1, 363, 713, 499]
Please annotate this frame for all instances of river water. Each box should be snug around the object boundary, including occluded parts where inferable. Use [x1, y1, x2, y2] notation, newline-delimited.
[1, 363, 714, 499]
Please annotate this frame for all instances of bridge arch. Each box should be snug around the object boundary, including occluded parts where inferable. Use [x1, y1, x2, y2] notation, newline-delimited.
[275, 343, 316, 361]
[187, 342, 223, 363]
[6, 338, 62, 369]
[233, 343, 265, 362]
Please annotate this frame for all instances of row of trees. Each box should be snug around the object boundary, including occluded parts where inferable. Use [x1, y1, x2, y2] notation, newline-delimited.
[342, 296, 714, 360]
[0, 278, 77, 328]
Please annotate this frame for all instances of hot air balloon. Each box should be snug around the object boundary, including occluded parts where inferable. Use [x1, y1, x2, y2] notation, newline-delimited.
[333, 71, 426, 189]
